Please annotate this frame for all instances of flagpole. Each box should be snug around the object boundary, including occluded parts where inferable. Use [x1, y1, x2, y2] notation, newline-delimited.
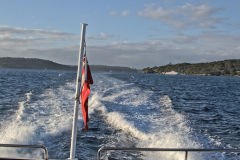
[69, 23, 88, 160]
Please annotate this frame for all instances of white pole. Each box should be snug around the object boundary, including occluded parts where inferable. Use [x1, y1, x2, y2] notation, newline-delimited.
[69, 23, 88, 160]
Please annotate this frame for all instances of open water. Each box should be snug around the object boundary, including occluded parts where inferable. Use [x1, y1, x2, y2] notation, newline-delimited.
[0, 69, 239, 159]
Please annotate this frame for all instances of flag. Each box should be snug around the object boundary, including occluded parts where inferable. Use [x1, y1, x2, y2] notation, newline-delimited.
[81, 57, 93, 131]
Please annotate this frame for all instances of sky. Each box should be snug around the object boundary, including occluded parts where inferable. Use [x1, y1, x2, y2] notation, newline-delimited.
[0, 0, 240, 69]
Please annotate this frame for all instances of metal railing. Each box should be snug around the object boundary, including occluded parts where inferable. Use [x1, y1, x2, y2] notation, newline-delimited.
[0, 144, 48, 160]
[97, 147, 240, 160]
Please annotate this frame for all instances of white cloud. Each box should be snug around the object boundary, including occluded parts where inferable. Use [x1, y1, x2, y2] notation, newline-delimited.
[1, 26, 240, 68]
[137, 3, 221, 29]
[109, 11, 117, 16]
[109, 10, 130, 16]
[121, 10, 130, 16]
[0, 26, 79, 64]
[0, 34, 45, 48]
[0, 26, 74, 37]
[86, 32, 240, 68]
[88, 32, 114, 41]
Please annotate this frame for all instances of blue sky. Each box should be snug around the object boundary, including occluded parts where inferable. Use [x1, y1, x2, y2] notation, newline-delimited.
[0, 0, 240, 68]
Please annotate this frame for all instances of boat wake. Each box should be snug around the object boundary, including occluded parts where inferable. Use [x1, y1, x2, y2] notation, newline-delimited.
[89, 73, 206, 160]
[0, 72, 234, 159]
[0, 82, 75, 158]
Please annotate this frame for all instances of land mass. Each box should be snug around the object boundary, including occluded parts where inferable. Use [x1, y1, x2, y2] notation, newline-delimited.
[142, 59, 240, 76]
[0, 57, 137, 72]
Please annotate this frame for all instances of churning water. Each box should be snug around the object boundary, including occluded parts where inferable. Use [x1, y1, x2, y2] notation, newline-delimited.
[0, 69, 239, 159]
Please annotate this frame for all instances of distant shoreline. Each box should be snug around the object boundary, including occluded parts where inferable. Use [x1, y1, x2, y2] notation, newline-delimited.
[0, 57, 138, 72]
[142, 59, 240, 76]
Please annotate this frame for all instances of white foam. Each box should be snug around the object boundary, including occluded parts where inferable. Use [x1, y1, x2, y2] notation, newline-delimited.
[0, 114, 38, 158]
[0, 81, 76, 158]
[91, 74, 202, 160]
[0, 73, 221, 159]
[102, 88, 135, 102]
[89, 93, 106, 114]
[95, 95, 200, 159]
[25, 91, 32, 101]
[16, 101, 25, 120]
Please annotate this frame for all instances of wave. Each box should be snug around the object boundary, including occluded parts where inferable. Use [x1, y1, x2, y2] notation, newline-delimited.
[0, 81, 76, 158]
[16, 101, 25, 121]
[15, 92, 33, 121]
[89, 74, 203, 160]
[0, 72, 231, 159]
[26, 91, 32, 101]
[90, 93, 202, 159]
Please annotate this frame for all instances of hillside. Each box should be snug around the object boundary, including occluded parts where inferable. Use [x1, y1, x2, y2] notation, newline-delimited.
[0, 57, 137, 72]
[142, 59, 240, 76]
[0, 57, 74, 70]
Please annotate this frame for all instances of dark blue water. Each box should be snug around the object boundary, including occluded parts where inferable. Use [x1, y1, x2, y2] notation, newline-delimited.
[0, 69, 239, 159]
[0, 69, 74, 120]
[111, 73, 240, 148]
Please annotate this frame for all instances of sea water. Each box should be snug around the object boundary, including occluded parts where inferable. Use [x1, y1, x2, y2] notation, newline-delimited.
[0, 69, 239, 159]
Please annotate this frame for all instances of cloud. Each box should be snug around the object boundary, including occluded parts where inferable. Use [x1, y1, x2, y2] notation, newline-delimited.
[109, 11, 117, 16]
[86, 32, 240, 68]
[88, 32, 114, 41]
[0, 26, 74, 36]
[0, 26, 79, 64]
[0, 34, 46, 49]
[109, 10, 130, 16]
[0, 46, 79, 66]
[137, 3, 221, 29]
[0, 26, 78, 46]
[121, 10, 130, 16]
[1, 26, 240, 68]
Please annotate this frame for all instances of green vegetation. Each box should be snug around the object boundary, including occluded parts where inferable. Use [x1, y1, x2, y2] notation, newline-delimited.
[142, 59, 240, 76]
[0, 57, 73, 70]
[0, 57, 137, 72]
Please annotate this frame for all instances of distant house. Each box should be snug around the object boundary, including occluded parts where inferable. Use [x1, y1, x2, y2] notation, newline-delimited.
[163, 71, 179, 75]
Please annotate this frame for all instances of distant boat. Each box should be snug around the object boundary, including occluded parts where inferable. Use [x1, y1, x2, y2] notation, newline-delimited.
[163, 71, 179, 75]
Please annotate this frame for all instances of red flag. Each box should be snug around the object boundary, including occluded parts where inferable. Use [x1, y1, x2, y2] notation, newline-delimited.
[81, 57, 93, 131]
